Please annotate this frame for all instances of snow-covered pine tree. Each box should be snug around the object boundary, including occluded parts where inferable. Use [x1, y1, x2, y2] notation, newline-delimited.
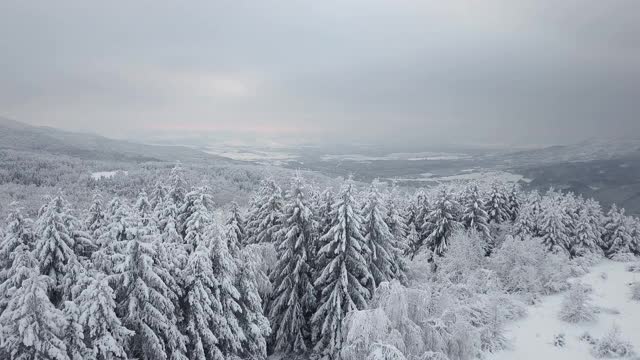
[421, 188, 462, 257]
[0, 207, 35, 280]
[507, 185, 521, 221]
[93, 200, 134, 274]
[0, 273, 69, 360]
[268, 175, 317, 354]
[0, 243, 38, 314]
[461, 184, 491, 239]
[361, 182, 404, 287]
[76, 273, 132, 360]
[150, 181, 169, 210]
[570, 205, 602, 257]
[168, 163, 189, 207]
[584, 198, 606, 250]
[512, 197, 538, 238]
[62, 301, 92, 360]
[135, 190, 154, 228]
[208, 225, 245, 357]
[179, 187, 215, 252]
[538, 199, 572, 255]
[603, 206, 634, 257]
[112, 229, 187, 360]
[485, 182, 510, 224]
[85, 193, 107, 241]
[226, 201, 247, 247]
[34, 195, 80, 305]
[312, 180, 373, 358]
[157, 196, 183, 244]
[383, 188, 409, 283]
[181, 245, 225, 360]
[236, 250, 271, 359]
[246, 179, 283, 244]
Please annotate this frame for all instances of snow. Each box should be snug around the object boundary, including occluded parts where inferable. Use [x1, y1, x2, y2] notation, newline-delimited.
[91, 170, 128, 180]
[320, 152, 470, 162]
[487, 259, 640, 360]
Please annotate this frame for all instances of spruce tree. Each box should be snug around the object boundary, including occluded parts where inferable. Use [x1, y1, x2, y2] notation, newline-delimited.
[76, 274, 132, 360]
[113, 229, 187, 360]
[0, 243, 38, 314]
[485, 182, 510, 224]
[361, 183, 403, 287]
[507, 185, 521, 221]
[34, 195, 80, 304]
[268, 176, 316, 354]
[135, 190, 154, 228]
[208, 225, 244, 357]
[85, 193, 107, 241]
[570, 206, 601, 257]
[246, 179, 283, 244]
[461, 184, 491, 239]
[168, 164, 189, 206]
[422, 188, 462, 257]
[311, 180, 372, 358]
[226, 201, 247, 246]
[603, 206, 634, 257]
[62, 301, 92, 360]
[0, 207, 35, 281]
[538, 200, 572, 255]
[236, 251, 271, 359]
[0, 274, 69, 360]
[178, 186, 215, 251]
[181, 245, 225, 360]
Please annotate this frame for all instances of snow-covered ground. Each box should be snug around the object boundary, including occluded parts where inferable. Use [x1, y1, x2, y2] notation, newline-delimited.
[489, 260, 640, 360]
[320, 152, 470, 162]
[91, 170, 128, 180]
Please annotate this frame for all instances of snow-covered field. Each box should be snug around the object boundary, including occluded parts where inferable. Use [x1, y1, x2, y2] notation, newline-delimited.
[91, 170, 128, 180]
[321, 152, 470, 162]
[489, 260, 640, 360]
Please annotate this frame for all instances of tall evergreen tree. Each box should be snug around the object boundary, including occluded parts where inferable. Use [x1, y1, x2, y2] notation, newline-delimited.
[76, 274, 132, 360]
[421, 188, 462, 257]
[570, 206, 602, 257]
[236, 251, 271, 360]
[485, 183, 510, 224]
[226, 201, 247, 246]
[461, 184, 491, 239]
[602, 206, 634, 257]
[0, 243, 38, 314]
[208, 225, 244, 357]
[361, 183, 404, 287]
[62, 301, 92, 360]
[246, 179, 283, 244]
[135, 190, 154, 228]
[538, 200, 572, 255]
[85, 193, 107, 241]
[0, 274, 69, 360]
[507, 185, 521, 221]
[112, 230, 187, 360]
[311, 180, 372, 358]
[179, 187, 215, 252]
[34, 195, 80, 304]
[268, 176, 317, 354]
[0, 207, 35, 281]
[168, 164, 189, 207]
[181, 245, 225, 360]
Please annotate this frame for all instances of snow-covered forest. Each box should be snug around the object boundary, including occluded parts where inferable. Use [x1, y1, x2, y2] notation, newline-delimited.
[1, 164, 640, 360]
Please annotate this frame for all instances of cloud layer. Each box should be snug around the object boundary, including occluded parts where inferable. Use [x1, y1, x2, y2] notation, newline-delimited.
[1, 0, 638, 146]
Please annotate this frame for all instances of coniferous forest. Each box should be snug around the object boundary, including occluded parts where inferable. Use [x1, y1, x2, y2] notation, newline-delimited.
[1, 164, 639, 360]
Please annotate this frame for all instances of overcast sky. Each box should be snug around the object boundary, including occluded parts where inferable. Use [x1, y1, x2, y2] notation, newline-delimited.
[1, 0, 639, 146]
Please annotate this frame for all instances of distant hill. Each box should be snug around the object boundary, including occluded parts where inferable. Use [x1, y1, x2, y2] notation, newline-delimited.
[0, 117, 231, 163]
[502, 138, 640, 165]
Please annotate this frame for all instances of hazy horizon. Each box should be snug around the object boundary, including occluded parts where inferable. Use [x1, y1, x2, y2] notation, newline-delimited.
[1, 1, 639, 147]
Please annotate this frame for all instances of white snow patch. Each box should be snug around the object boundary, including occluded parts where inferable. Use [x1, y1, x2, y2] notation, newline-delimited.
[91, 170, 128, 180]
[487, 259, 640, 360]
[320, 152, 470, 162]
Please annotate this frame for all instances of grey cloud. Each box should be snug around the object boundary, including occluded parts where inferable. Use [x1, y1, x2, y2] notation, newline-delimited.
[0, 0, 638, 146]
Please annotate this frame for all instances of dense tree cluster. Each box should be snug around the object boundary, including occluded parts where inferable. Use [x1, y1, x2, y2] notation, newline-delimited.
[1, 166, 639, 360]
